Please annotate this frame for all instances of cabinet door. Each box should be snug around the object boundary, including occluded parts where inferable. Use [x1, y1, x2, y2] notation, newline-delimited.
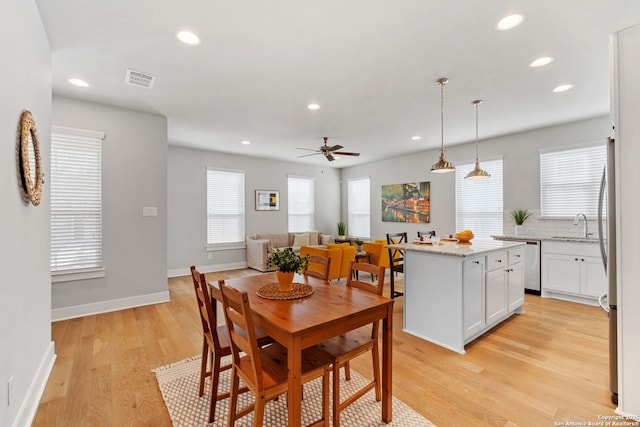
[508, 262, 525, 312]
[486, 268, 508, 326]
[581, 256, 607, 298]
[542, 253, 580, 294]
[463, 258, 485, 339]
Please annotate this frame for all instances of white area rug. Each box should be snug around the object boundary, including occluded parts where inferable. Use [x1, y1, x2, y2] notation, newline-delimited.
[153, 355, 435, 426]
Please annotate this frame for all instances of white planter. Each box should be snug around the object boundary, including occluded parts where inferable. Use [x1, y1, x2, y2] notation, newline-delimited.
[514, 225, 523, 236]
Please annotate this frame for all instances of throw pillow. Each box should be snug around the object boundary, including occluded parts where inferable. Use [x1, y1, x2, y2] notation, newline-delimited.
[292, 233, 310, 247]
[308, 231, 320, 246]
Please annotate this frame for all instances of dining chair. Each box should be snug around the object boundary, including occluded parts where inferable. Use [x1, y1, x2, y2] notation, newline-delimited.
[219, 280, 332, 427]
[303, 255, 331, 280]
[317, 262, 386, 427]
[417, 230, 436, 239]
[190, 267, 273, 423]
[386, 232, 408, 298]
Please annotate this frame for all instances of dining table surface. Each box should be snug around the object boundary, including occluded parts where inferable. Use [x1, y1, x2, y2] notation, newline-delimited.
[208, 271, 394, 427]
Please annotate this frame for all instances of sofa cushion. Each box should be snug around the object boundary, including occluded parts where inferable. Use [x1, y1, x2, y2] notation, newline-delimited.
[292, 233, 310, 247]
[256, 233, 289, 249]
[308, 231, 320, 246]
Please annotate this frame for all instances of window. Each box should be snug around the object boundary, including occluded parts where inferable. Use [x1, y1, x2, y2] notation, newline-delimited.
[50, 127, 104, 278]
[540, 143, 606, 218]
[455, 158, 504, 238]
[207, 168, 245, 246]
[348, 177, 370, 238]
[288, 175, 314, 232]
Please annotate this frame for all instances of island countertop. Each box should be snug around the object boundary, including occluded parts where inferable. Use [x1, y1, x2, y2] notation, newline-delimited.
[387, 238, 524, 257]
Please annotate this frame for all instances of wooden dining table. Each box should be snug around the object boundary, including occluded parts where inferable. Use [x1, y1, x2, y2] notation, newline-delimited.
[208, 272, 394, 427]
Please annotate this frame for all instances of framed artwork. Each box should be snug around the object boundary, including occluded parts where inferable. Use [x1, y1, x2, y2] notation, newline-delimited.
[381, 181, 430, 223]
[255, 190, 279, 211]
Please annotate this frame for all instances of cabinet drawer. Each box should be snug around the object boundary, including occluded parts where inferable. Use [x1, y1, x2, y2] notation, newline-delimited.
[486, 251, 508, 271]
[542, 241, 600, 257]
[508, 247, 525, 264]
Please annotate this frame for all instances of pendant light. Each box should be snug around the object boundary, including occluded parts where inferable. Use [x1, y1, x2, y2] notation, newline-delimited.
[465, 99, 491, 179]
[431, 77, 455, 173]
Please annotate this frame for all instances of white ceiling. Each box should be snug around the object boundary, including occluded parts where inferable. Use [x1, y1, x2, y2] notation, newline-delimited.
[36, 0, 640, 168]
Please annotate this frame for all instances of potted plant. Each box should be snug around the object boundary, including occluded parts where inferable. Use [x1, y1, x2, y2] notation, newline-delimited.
[511, 209, 531, 235]
[354, 238, 364, 252]
[266, 248, 309, 291]
[337, 221, 347, 238]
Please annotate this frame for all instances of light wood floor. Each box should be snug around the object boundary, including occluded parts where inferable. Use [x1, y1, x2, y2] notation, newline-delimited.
[33, 270, 615, 426]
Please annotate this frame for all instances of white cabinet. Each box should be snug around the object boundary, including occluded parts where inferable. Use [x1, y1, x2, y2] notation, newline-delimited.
[463, 257, 485, 339]
[485, 248, 524, 327]
[541, 241, 606, 305]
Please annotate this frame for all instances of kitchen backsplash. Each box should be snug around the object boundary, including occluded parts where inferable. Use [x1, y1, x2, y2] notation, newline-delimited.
[503, 209, 605, 239]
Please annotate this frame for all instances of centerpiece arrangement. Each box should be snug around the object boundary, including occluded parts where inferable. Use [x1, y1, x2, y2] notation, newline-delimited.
[266, 248, 309, 291]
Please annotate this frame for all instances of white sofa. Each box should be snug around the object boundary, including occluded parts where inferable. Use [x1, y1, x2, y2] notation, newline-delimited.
[246, 231, 334, 272]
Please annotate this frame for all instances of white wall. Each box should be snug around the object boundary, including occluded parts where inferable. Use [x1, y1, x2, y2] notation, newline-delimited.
[341, 115, 613, 240]
[50, 96, 169, 320]
[0, 1, 54, 426]
[167, 145, 341, 275]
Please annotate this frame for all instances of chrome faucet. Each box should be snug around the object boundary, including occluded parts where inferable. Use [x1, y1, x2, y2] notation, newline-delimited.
[573, 213, 590, 238]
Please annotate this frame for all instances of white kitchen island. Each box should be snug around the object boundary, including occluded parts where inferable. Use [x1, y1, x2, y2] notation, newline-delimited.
[388, 239, 526, 354]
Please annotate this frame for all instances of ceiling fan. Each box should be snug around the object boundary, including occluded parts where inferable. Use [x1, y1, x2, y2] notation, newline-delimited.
[297, 137, 360, 162]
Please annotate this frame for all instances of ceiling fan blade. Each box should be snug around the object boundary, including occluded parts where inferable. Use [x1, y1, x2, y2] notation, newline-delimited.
[333, 151, 360, 156]
[328, 144, 344, 151]
[297, 152, 322, 158]
[326, 153, 335, 161]
[297, 147, 319, 152]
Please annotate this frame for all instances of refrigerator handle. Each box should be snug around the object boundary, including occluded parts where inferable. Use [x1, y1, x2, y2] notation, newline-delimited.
[598, 166, 607, 273]
[598, 292, 610, 315]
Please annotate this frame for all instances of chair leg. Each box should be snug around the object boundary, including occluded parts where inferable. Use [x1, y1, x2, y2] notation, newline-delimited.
[372, 343, 381, 402]
[332, 362, 341, 427]
[227, 367, 240, 427]
[344, 361, 351, 381]
[208, 352, 221, 422]
[198, 339, 208, 396]
[322, 367, 330, 427]
[254, 396, 265, 427]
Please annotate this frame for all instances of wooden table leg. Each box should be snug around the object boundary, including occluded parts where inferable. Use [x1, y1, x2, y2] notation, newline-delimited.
[382, 304, 393, 422]
[287, 337, 303, 427]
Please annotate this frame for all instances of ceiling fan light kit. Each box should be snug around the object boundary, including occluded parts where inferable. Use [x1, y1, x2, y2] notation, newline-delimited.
[465, 99, 491, 179]
[431, 77, 455, 174]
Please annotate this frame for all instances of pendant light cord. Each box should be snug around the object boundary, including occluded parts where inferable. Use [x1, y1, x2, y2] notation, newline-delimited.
[440, 81, 445, 152]
[475, 101, 479, 160]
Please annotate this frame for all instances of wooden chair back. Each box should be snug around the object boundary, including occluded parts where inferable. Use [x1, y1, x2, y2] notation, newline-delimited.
[304, 255, 331, 280]
[218, 280, 265, 390]
[417, 230, 436, 238]
[386, 232, 408, 265]
[190, 266, 222, 353]
[346, 262, 386, 338]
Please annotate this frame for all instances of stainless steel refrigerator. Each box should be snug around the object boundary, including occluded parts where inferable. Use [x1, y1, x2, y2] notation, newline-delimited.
[597, 136, 617, 405]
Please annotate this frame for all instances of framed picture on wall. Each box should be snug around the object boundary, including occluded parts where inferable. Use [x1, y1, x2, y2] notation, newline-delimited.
[255, 190, 279, 211]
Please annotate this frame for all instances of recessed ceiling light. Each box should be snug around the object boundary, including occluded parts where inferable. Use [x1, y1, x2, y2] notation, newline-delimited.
[411, 136, 422, 141]
[177, 30, 200, 45]
[68, 78, 89, 87]
[496, 14, 525, 31]
[241, 140, 251, 145]
[530, 56, 554, 68]
[553, 84, 574, 93]
[307, 103, 320, 110]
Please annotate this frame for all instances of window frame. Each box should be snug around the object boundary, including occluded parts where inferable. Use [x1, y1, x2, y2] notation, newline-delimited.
[288, 175, 315, 233]
[455, 157, 504, 239]
[206, 167, 246, 250]
[347, 176, 371, 239]
[50, 126, 105, 283]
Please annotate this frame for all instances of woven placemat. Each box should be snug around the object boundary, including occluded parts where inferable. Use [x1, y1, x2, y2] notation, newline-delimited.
[257, 282, 314, 300]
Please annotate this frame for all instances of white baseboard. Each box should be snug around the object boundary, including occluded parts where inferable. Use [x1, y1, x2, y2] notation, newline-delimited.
[51, 290, 170, 322]
[167, 262, 248, 278]
[12, 341, 56, 427]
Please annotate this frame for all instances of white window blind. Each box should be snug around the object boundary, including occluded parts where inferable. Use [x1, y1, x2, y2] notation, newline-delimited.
[540, 144, 606, 218]
[348, 177, 370, 238]
[207, 168, 245, 245]
[51, 128, 104, 272]
[455, 159, 503, 239]
[288, 175, 315, 232]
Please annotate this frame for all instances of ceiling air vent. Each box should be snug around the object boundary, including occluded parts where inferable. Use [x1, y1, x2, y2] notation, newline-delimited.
[124, 69, 156, 89]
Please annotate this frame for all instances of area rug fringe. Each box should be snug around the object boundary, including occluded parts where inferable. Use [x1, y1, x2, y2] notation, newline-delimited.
[153, 355, 435, 426]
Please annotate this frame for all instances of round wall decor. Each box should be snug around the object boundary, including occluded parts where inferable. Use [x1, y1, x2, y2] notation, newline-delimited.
[19, 110, 43, 206]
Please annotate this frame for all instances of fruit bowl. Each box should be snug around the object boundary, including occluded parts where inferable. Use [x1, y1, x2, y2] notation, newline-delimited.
[455, 231, 474, 244]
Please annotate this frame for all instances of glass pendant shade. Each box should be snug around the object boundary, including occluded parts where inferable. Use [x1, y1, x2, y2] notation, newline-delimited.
[465, 99, 491, 179]
[431, 77, 455, 173]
